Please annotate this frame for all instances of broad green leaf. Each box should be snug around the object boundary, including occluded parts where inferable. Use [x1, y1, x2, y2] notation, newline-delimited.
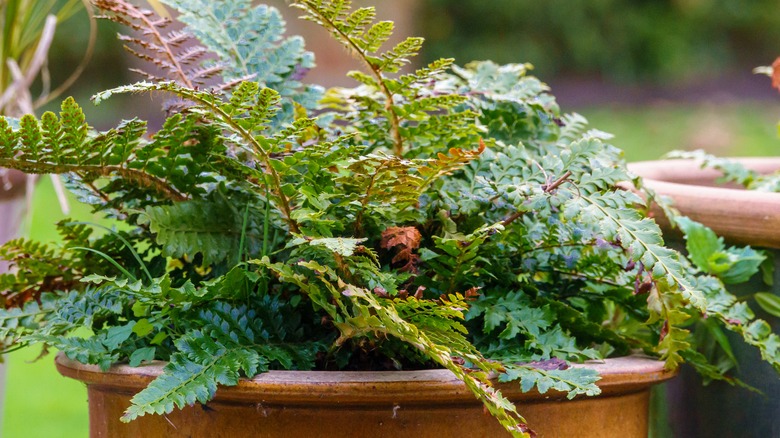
[104, 322, 136, 350]
[755, 292, 780, 318]
[129, 347, 157, 367]
[133, 319, 155, 337]
[676, 216, 723, 272]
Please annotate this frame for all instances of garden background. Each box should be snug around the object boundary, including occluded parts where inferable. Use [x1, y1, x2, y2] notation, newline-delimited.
[5, 0, 780, 436]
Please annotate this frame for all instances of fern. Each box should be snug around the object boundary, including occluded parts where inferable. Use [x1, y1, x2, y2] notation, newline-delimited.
[162, 0, 322, 116]
[0, 296, 56, 342]
[122, 300, 321, 421]
[469, 291, 601, 362]
[500, 364, 601, 399]
[122, 331, 260, 421]
[34, 334, 119, 371]
[143, 197, 259, 266]
[296, 1, 481, 159]
[0, 99, 226, 207]
[1, 2, 777, 437]
[95, 0, 218, 87]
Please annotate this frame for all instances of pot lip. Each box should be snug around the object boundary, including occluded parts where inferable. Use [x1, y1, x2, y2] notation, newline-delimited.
[629, 157, 780, 188]
[56, 353, 675, 403]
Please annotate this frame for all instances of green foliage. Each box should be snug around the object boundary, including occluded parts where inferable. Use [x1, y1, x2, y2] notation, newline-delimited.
[500, 364, 601, 399]
[755, 292, 780, 318]
[160, 0, 322, 125]
[676, 216, 765, 284]
[123, 300, 319, 421]
[0, 1, 778, 437]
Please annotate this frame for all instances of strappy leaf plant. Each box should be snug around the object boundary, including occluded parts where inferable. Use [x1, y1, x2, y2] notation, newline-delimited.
[0, 1, 778, 436]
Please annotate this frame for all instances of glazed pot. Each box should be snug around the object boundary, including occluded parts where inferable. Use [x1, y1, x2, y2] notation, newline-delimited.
[56, 354, 675, 438]
[630, 157, 780, 437]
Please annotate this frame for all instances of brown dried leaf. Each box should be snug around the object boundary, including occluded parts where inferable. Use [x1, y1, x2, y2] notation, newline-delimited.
[381, 226, 421, 250]
[381, 226, 422, 273]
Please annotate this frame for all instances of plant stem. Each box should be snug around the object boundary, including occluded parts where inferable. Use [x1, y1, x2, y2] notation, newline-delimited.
[544, 170, 572, 193]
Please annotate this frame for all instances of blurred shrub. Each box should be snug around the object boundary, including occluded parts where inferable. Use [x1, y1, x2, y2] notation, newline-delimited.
[420, 0, 780, 83]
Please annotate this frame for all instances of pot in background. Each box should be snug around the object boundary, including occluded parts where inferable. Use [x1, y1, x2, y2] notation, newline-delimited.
[630, 158, 780, 437]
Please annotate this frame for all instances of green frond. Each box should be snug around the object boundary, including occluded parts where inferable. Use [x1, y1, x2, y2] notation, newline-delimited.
[331, 283, 532, 437]
[161, 0, 322, 125]
[0, 297, 55, 341]
[665, 149, 780, 192]
[34, 334, 118, 372]
[500, 364, 601, 399]
[376, 37, 423, 73]
[121, 333, 260, 421]
[144, 199, 256, 266]
[122, 297, 322, 422]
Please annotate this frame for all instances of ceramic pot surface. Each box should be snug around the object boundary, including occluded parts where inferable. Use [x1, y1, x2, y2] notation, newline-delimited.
[57, 354, 674, 438]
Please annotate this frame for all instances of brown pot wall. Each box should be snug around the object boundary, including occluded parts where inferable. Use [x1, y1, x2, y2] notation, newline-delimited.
[56, 354, 674, 438]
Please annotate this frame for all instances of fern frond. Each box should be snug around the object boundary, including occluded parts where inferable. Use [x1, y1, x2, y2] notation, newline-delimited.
[500, 364, 601, 399]
[332, 282, 533, 437]
[0, 297, 55, 341]
[122, 297, 321, 422]
[0, 100, 187, 203]
[33, 334, 119, 371]
[162, 0, 319, 98]
[376, 37, 424, 73]
[121, 331, 260, 421]
[94, 0, 211, 87]
[94, 80, 306, 232]
[143, 198, 259, 266]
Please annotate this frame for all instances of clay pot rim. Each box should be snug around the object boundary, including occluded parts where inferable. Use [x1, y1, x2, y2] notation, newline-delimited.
[56, 353, 675, 405]
[628, 157, 780, 248]
[629, 157, 780, 188]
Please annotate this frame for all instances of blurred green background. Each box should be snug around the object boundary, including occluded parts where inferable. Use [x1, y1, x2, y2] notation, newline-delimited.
[419, 0, 780, 84]
[5, 0, 780, 437]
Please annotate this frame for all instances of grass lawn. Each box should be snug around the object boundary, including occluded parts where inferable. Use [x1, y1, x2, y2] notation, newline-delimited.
[2, 100, 780, 437]
[3, 178, 99, 438]
[581, 100, 780, 160]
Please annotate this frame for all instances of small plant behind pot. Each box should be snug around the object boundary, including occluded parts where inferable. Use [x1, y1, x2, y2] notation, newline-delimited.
[0, 1, 779, 436]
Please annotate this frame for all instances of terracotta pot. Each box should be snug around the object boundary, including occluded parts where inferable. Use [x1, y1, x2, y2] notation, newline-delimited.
[56, 354, 674, 438]
[629, 158, 780, 437]
[628, 158, 780, 249]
